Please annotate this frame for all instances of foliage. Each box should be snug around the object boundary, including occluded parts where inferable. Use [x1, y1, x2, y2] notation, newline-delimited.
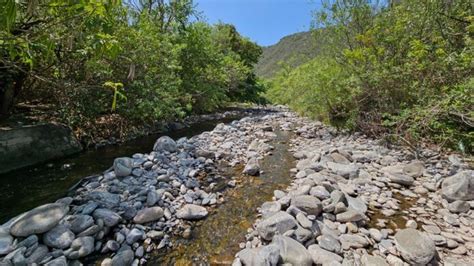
[267, 0, 473, 153]
[0, 0, 263, 145]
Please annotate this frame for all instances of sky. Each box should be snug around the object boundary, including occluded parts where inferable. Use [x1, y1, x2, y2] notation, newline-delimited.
[194, 0, 320, 46]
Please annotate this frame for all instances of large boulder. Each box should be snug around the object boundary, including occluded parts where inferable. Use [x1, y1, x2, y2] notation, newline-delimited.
[394, 228, 435, 265]
[272, 235, 313, 266]
[403, 161, 424, 177]
[133, 207, 164, 224]
[256, 211, 297, 241]
[441, 170, 474, 202]
[176, 204, 208, 220]
[153, 136, 177, 153]
[43, 224, 75, 249]
[113, 157, 133, 177]
[10, 203, 69, 237]
[291, 195, 322, 216]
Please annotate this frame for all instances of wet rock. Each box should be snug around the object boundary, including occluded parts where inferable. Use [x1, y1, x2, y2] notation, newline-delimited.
[153, 136, 177, 153]
[307, 244, 343, 265]
[272, 235, 312, 266]
[92, 208, 121, 227]
[176, 204, 208, 220]
[243, 157, 260, 176]
[394, 228, 435, 265]
[64, 236, 95, 259]
[133, 207, 164, 224]
[441, 170, 474, 201]
[256, 211, 297, 241]
[326, 162, 359, 179]
[43, 224, 75, 249]
[113, 157, 133, 177]
[291, 195, 322, 216]
[10, 203, 69, 237]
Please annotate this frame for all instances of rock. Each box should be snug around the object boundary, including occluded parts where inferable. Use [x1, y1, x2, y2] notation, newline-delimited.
[43, 224, 75, 249]
[291, 195, 322, 216]
[387, 173, 414, 186]
[345, 195, 367, 214]
[256, 211, 297, 241]
[44, 256, 67, 266]
[93, 208, 121, 227]
[176, 204, 208, 220]
[318, 234, 341, 253]
[243, 157, 260, 176]
[237, 245, 280, 266]
[403, 161, 424, 177]
[88, 191, 121, 208]
[113, 157, 133, 177]
[153, 136, 177, 153]
[369, 228, 383, 242]
[296, 213, 312, 229]
[133, 207, 164, 224]
[441, 170, 474, 201]
[394, 228, 435, 265]
[10, 203, 69, 237]
[336, 209, 365, 223]
[361, 254, 389, 266]
[62, 215, 93, 234]
[65, 236, 95, 259]
[339, 234, 369, 249]
[307, 244, 343, 265]
[326, 162, 359, 179]
[260, 201, 281, 218]
[126, 228, 144, 245]
[111, 249, 134, 266]
[25, 244, 49, 264]
[272, 235, 312, 266]
[422, 225, 440, 235]
[0, 227, 13, 255]
[447, 200, 470, 213]
[405, 220, 418, 229]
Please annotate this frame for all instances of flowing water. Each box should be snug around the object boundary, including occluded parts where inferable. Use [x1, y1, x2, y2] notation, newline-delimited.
[153, 126, 295, 265]
[0, 115, 244, 223]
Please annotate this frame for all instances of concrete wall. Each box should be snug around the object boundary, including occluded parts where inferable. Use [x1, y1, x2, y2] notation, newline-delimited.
[0, 124, 82, 173]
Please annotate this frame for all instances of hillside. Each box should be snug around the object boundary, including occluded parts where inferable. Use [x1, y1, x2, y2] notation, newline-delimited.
[255, 31, 320, 79]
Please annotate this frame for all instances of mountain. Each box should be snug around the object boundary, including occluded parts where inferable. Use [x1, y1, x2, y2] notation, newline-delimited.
[255, 31, 321, 79]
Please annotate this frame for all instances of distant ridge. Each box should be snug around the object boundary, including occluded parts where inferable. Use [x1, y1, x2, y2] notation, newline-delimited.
[255, 31, 321, 79]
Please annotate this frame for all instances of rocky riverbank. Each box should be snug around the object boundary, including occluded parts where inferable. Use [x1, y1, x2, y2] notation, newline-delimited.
[233, 114, 473, 265]
[0, 107, 284, 265]
[0, 107, 472, 266]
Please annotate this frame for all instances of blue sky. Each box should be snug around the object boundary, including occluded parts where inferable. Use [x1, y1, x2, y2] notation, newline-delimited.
[194, 0, 320, 46]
